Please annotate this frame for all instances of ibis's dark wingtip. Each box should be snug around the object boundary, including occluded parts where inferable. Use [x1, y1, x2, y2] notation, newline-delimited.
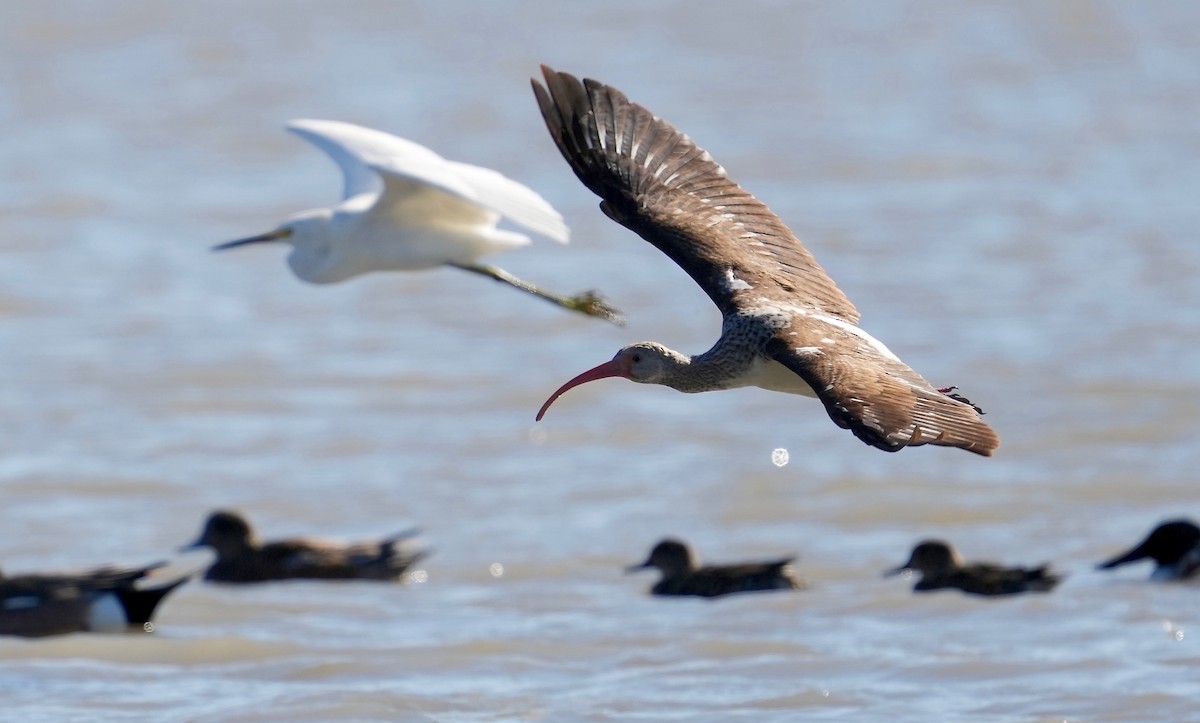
[535, 64, 574, 84]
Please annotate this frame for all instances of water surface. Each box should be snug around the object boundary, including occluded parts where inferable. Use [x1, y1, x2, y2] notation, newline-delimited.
[2, 2, 1199, 720]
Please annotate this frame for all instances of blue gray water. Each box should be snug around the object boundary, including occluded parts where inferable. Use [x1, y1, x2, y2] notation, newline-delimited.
[2, 1, 1199, 720]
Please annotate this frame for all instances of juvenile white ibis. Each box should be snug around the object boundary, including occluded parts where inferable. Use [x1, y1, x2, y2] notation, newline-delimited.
[532, 66, 999, 455]
[214, 119, 622, 324]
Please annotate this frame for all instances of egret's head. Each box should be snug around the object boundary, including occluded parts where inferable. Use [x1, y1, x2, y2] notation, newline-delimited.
[213, 208, 344, 284]
[534, 342, 684, 421]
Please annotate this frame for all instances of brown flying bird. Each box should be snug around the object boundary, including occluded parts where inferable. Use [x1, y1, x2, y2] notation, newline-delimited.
[532, 66, 998, 455]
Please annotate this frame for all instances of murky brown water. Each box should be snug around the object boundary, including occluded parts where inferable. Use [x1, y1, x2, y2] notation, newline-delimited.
[2, 2, 1199, 720]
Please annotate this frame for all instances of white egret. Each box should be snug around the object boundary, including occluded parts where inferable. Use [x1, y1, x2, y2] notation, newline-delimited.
[215, 119, 622, 324]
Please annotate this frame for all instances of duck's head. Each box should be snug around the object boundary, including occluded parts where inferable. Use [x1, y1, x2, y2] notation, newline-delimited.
[185, 510, 256, 557]
[626, 538, 698, 577]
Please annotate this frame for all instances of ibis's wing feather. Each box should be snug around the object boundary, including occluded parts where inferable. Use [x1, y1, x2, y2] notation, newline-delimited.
[533, 66, 858, 321]
[288, 119, 566, 242]
[767, 335, 999, 456]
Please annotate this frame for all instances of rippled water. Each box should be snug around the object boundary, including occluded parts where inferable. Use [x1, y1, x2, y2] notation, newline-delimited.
[2, 2, 1199, 720]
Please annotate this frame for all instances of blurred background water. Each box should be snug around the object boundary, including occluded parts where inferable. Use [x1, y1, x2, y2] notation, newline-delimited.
[1, 1, 1199, 720]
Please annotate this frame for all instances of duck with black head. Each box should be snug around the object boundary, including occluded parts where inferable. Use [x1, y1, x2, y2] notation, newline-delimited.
[0, 561, 195, 637]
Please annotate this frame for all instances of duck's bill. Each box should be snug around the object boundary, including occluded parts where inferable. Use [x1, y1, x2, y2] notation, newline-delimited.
[625, 561, 653, 574]
[1096, 545, 1147, 570]
[535, 358, 626, 421]
[212, 227, 292, 251]
[882, 564, 911, 577]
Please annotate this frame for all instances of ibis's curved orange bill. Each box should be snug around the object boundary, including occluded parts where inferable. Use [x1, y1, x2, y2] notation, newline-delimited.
[535, 358, 629, 421]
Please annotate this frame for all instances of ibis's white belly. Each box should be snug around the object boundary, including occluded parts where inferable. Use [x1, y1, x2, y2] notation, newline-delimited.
[727, 358, 818, 398]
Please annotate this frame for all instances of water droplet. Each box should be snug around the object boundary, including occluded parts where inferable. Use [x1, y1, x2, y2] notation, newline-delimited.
[489, 563, 504, 578]
[409, 569, 429, 584]
[1175, 629, 1185, 641]
[143, 622, 154, 633]
[771, 448, 789, 467]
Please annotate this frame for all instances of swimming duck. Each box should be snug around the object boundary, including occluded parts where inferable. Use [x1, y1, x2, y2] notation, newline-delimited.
[886, 539, 1061, 597]
[1097, 519, 1200, 581]
[185, 510, 428, 583]
[0, 561, 192, 637]
[627, 538, 804, 598]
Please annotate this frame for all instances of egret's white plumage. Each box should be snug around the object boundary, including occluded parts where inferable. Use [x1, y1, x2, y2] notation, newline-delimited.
[215, 119, 621, 323]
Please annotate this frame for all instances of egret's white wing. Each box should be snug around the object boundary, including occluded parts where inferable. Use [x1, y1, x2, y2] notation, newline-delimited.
[288, 120, 389, 199]
[371, 174, 498, 232]
[445, 161, 569, 244]
[288, 119, 569, 243]
[365, 150, 568, 243]
[287, 119, 475, 202]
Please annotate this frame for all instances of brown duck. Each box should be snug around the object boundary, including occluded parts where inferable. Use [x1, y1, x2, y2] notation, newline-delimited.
[886, 540, 1061, 597]
[627, 538, 805, 598]
[185, 510, 428, 583]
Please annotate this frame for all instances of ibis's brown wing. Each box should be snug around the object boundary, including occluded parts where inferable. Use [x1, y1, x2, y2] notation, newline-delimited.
[532, 66, 859, 322]
[767, 334, 1000, 456]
